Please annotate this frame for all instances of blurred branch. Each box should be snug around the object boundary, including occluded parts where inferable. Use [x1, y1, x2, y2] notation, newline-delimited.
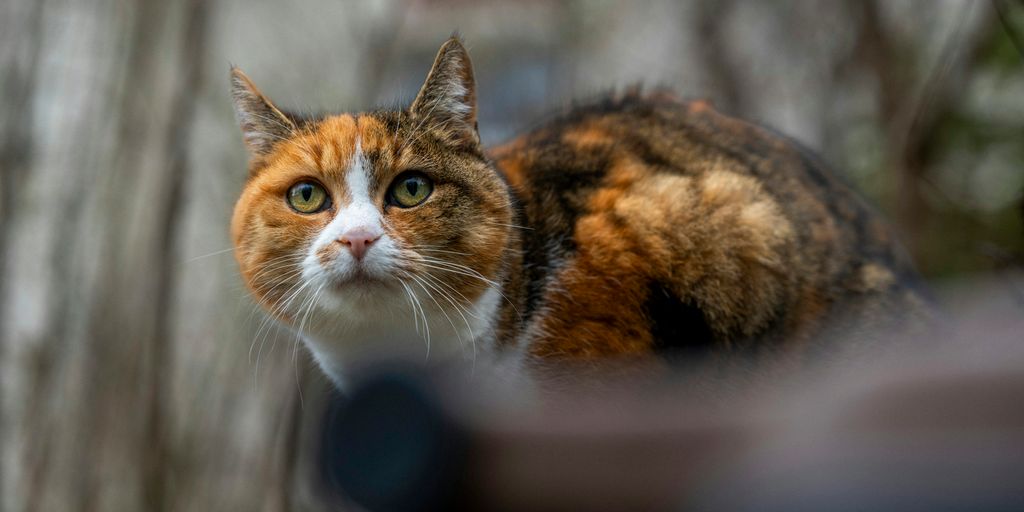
[895, 4, 975, 254]
[991, 1, 1024, 269]
[852, 1, 993, 269]
[693, 0, 742, 114]
[993, 0, 1024, 61]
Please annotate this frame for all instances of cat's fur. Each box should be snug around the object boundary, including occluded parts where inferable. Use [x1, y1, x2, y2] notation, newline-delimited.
[231, 37, 929, 386]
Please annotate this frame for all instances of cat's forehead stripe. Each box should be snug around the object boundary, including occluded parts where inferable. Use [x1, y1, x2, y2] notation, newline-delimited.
[305, 114, 390, 176]
[341, 137, 367, 206]
[308, 115, 356, 174]
[328, 116, 390, 205]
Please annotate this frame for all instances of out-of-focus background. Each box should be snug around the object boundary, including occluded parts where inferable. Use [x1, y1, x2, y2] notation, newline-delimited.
[1, 0, 1021, 510]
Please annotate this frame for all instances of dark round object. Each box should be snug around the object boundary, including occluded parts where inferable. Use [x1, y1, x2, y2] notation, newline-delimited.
[319, 372, 468, 512]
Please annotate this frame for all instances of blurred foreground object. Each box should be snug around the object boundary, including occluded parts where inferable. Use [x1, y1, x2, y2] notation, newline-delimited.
[320, 304, 1024, 512]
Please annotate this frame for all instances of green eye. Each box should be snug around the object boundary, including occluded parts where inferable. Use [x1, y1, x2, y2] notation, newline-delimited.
[287, 181, 329, 213]
[388, 172, 433, 208]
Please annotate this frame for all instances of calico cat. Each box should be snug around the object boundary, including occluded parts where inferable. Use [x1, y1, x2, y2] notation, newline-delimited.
[230, 37, 928, 386]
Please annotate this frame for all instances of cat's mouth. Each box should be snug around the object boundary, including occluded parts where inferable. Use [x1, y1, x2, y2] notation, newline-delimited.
[326, 269, 391, 291]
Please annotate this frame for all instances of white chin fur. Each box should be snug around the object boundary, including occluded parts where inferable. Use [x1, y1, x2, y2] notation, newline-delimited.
[294, 284, 502, 387]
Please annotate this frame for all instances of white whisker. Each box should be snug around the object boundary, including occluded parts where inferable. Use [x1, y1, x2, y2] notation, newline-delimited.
[180, 247, 236, 264]
[410, 274, 464, 351]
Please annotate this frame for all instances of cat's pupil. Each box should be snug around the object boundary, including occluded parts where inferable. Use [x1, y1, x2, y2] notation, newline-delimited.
[301, 185, 312, 201]
[405, 180, 418, 196]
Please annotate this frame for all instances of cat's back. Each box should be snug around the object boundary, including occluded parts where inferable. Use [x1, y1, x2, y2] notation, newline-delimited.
[490, 90, 928, 359]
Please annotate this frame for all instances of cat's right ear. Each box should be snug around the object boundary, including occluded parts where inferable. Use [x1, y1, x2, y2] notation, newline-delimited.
[230, 67, 296, 159]
[410, 36, 479, 147]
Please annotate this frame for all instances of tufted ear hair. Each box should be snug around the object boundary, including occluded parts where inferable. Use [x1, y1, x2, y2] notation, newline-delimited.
[230, 66, 296, 159]
[409, 36, 480, 147]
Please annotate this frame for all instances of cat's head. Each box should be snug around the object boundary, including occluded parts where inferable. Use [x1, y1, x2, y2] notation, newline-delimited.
[230, 38, 513, 381]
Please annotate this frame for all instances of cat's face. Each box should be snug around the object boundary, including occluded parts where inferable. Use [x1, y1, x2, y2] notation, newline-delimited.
[231, 38, 512, 379]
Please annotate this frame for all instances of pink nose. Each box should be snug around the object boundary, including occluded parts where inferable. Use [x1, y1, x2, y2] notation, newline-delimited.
[338, 228, 382, 261]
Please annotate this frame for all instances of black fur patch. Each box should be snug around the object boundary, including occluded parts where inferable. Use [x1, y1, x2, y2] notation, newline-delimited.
[646, 284, 715, 360]
[511, 142, 613, 318]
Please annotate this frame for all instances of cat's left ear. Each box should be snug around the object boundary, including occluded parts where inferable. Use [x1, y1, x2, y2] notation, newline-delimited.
[410, 36, 480, 147]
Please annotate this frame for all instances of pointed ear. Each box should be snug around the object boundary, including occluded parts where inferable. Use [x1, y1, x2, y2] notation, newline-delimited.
[230, 67, 296, 158]
[410, 37, 479, 146]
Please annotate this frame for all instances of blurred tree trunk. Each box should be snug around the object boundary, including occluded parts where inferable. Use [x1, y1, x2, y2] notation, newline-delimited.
[0, 1, 45, 508]
[0, 0, 209, 509]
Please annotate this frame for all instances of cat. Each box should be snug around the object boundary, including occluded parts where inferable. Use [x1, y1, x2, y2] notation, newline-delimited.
[230, 36, 930, 387]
